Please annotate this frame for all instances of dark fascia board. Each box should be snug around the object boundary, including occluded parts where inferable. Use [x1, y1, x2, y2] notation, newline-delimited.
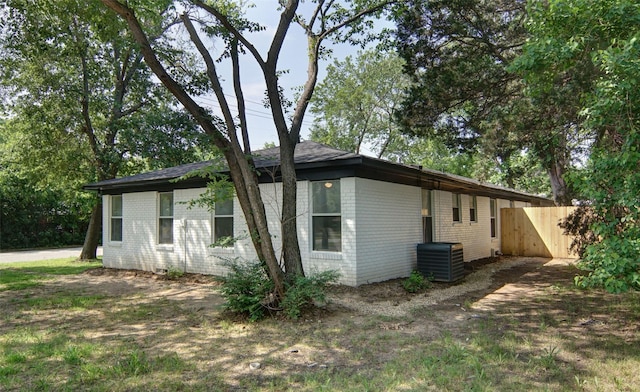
[88, 154, 552, 205]
[354, 157, 553, 205]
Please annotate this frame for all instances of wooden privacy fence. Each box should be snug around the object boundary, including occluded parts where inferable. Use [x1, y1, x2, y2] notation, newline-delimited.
[501, 207, 578, 258]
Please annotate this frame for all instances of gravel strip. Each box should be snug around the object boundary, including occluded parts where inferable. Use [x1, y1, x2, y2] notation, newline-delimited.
[327, 257, 535, 318]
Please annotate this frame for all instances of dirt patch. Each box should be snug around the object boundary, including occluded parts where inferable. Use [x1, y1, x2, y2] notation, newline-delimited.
[84, 267, 221, 285]
[55, 256, 579, 339]
[9, 255, 639, 391]
[70, 256, 574, 318]
[5, 256, 563, 345]
[325, 257, 565, 313]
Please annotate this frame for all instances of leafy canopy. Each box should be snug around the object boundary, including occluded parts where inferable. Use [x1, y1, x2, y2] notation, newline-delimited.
[516, 0, 640, 292]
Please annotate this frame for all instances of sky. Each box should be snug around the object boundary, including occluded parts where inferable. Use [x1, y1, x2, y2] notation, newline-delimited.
[191, 2, 393, 151]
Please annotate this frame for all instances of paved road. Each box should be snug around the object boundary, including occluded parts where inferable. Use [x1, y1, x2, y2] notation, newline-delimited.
[0, 247, 103, 263]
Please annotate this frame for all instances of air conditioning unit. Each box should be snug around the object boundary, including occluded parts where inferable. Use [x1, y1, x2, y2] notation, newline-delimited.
[417, 242, 464, 282]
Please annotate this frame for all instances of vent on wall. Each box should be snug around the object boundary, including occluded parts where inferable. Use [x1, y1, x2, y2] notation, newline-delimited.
[417, 242, 464, 282]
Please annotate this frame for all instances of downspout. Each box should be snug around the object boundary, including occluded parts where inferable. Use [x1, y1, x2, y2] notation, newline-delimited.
[182, 219, 188, 273]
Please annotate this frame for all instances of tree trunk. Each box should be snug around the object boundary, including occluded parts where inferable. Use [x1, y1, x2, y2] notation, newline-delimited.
[225, 151, 286, 297]
[79, 199, 102, 260]
[279, 139, 304, 277]
[547, 161, 572, 206]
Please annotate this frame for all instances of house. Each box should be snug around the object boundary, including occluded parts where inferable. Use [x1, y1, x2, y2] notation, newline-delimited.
[84, 141, 553, 286]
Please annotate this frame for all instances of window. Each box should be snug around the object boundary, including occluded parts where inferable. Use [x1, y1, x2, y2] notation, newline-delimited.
[469, 195, 477, 222]
[422, 189, 433, 243]
[110, 195, 123, 242]
[214, 198, 234, 243]
[452, 193, 461, 222]
[158, 192, 173, 244]
[490, 198, 497, 238]
[312, 180, 341, 252]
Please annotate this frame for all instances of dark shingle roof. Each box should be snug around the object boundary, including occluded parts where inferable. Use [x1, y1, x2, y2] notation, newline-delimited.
[84, 141, 359, 190]
[84, 140, 552, 205]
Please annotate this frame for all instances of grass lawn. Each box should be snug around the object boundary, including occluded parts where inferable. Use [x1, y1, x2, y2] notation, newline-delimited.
[0, 258, 639, 391]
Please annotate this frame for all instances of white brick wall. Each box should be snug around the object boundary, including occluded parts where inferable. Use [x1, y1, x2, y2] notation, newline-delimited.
[431, 191, 493, 261]
[354, 178, 422, 285]
[429, 191, 531, 261]
[101, 179, 533, 286]
[103, 191, 179, 272]
[101, 179, 358, 285]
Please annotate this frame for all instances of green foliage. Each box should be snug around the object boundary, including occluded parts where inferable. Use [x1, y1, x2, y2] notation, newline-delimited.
[281, 270, 340, 320]
[219, 259, 274, 322]
[177, 161, 235, 213]
[166, 266, 184, 280]
[0, 175, 91, 249]
[219, 258, 339, 321]
[0, 122, 93, 249]
[403, 270, 431, 293]
[0, 0, 210, 251]
[397, 0, 526, 140]
[310, 50, 412, 160]
[558, 206, 598, 257]
[519, 0, 640, 291]
[397, 0, 585, 196]
[397, 0, 576, 202]
[573, 134, 640, 293]
[576, 237, 640, 293]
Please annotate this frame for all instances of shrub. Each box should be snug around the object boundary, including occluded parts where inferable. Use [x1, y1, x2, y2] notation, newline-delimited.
[166, 266, 184, 280]
[558, 206, 598, 257]
[219, 259, 274, 322]
[219, 258, 339, 321]
[575, 236, 640, 293]
[403, 270, 431, 293]
[281, 270, 340, 320]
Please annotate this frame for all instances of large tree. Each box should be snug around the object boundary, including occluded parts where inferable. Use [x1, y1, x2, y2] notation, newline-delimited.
[515, 0, 640, 292]
[100, 0, 393, 298]
[308, 48, 546, 185]
[309, 49, 413, 161]
[395, 0, 581, 203]
[0, 118, 95, 250]
[0, 0, 207, 257]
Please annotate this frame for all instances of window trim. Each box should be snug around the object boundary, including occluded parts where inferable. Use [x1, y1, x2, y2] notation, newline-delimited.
[158, 192, 174, 245]
[452, 193, 461, 222]
[311, 180, 342, 252]
[422, 189, 433, 243]
[490, 198, 497, 238]
[110, 194, 123, 242]
[469, 195, 477, 223]
[213, 198, 234, 245]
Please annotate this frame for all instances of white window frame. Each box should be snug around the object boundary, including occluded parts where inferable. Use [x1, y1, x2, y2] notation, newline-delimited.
[110, 195, 123, 242]
[452, 193, 462, 222]
[422, 189, 433, 243]
[311, 180, 342, 252]
[469, 195, 477, 223]
[158, 192, 174, 244]
[213, 198, 234, 244]
[490, 198, 497, 238]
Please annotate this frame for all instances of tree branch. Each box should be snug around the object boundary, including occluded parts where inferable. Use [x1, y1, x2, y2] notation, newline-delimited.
[306, 0, 327, 32]
[71, 17, 99, 160]
[267, 0, 298, 66]
[231, 39, 251, 154]
[318, 1, 394, 40]
[100, 0, 227, 145]
[289, 34, 320, 143]
[180, 13, 238, 144]
[192, 0, 266, 69]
